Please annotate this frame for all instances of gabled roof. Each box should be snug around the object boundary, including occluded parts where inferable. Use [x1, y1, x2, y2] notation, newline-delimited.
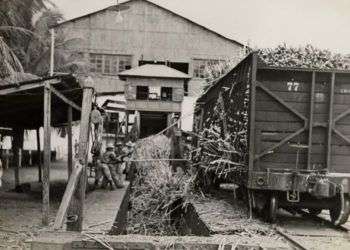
[53, 0, 244, 47]
[118, 64, 191, 79]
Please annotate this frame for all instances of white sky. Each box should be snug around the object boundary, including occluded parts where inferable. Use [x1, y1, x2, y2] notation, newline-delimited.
[53, 0, 350, 54]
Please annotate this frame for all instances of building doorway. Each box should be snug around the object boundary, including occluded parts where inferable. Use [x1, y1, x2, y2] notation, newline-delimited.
[140, 111, 168, 138]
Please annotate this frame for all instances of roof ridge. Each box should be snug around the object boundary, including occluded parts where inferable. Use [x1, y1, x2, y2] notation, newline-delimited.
[52, 0, 244, 47]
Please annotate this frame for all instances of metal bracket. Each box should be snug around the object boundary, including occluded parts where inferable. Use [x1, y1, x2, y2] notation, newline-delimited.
[287, 190, 300, 203]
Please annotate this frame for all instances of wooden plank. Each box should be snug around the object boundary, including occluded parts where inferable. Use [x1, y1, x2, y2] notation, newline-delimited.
[307, 72, 316, 170]
[67, 86, 94, 232]
[259, 162, 307, 170]
[327, 73, 335, 170]
[256, 121, 303, 132]
[333, 128, 350, 145]
[42, 81, 51, 226]
[256, 111, 304, 122]
[67, 106, 73, 177]
[331, 155, 350, 166]
[261, 141, 350, 156]
[84, 183, 130, 233]
[53, 163, 83, 230]
[256, 81, 307, 121]
[255, 100, 345, 115]
[255, 85, 350, 106]
[329, 164, 350, 173]
[50, 85, 82, 112]
[36, 128, 42, 183]
[261, 152, 308, 164]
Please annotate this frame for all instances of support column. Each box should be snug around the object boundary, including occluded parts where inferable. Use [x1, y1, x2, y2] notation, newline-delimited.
[14, 148, 21, 189]
[67, 106, 73, 177]
[13, 127, 24, 190]
[67, 85, 94, 231]
[36, 128, 42, 183]
[125, 111, 129, 140]
[43, 81, 51, 226]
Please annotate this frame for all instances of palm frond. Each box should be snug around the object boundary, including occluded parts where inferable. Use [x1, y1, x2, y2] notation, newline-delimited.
[0, 36, 24, 78]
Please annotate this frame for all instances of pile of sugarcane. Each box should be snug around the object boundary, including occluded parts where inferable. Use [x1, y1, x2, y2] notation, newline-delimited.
[128, 135, 194, 236]
[258, 44, 349, 69]
[192, 74, 249, 188]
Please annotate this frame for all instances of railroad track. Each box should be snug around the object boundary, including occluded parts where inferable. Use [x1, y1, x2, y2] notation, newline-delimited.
[272, 209, 350, 250]
[296, 209, 350, 232]
[274, 226, 309, 250]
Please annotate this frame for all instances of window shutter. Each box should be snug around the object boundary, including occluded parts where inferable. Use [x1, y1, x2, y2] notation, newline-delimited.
[173, 88, 184, 102]
[125, 85, 136, 100]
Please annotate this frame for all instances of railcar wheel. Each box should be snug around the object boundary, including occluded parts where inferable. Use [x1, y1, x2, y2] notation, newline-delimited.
[307, 208, 322, 216]
[329, 195, 350, 225]
[265, 195, 278, 223]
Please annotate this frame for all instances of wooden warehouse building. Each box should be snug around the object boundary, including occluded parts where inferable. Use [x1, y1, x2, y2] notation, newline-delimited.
[53, 0, 245, 95]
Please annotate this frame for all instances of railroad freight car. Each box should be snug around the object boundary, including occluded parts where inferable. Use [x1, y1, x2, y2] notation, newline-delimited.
[193, 52, 350, 225]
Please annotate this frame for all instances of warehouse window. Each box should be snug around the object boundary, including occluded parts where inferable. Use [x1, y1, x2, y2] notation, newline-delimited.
[136, 86, 149, 100]
[90, 54, 132, 75]
[193, 59, 223, 78]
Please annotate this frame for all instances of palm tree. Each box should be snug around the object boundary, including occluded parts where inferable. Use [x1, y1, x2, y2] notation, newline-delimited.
[24, 9, 88, 76]
[0, 1, 87, 84]
[0, 0, 51, 82]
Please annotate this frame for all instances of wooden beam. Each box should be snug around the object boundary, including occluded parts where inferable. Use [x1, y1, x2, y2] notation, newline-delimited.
[67, 106, 73, 177]
[53, 163, 83, 230]
[50, 86, 81, 112]
[36, 128, 42, 183]
[42, 82, 51, 226]
[327, 73, 335, 171]
[307, 72, 316, 170]
[0, 80, 60, 95]
[67, 87, 94, 231]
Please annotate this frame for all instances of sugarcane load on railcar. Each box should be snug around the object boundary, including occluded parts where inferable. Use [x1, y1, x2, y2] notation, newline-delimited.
[193, 51, 350, 225]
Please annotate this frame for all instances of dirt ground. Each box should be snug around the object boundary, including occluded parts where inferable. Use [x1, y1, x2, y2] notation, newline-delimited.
[0, 162, 68, 249]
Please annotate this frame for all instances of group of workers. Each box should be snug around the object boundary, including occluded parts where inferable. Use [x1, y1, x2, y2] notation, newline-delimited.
[92, 140, 134, 190]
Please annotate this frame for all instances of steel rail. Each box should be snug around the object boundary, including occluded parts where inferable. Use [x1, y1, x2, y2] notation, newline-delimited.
[274, 226, 309, 250]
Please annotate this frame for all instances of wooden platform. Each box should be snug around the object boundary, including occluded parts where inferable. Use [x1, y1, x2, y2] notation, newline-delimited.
[83, 182, 130, 234]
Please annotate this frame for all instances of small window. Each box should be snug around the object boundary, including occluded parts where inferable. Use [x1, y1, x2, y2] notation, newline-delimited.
[89, 53, 132, 75]
[136, 86, 149, 100]
[161, 87, 173, 101]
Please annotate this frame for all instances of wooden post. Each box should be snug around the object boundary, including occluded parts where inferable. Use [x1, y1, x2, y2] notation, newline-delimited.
[42, 81, 51, 226]
[67, 85, 94, 231]
[14, 148, 21, 189]
[36, 128, 42, 183]
[12, 127, 24, 190]
[67, 106, 73, 177]
[125, 111, 129, 140]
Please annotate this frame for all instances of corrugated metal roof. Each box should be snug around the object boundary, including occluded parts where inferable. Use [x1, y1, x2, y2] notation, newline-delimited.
[118, 64, 191, 79]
